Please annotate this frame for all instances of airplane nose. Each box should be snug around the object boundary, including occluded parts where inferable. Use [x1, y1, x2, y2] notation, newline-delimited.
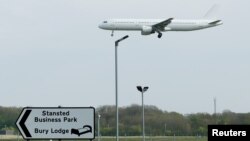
[98, 24, 104, 29]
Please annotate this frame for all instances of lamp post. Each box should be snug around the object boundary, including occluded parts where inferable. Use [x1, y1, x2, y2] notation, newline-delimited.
[115, 35, 129, 141]
[98, 114, 101, 141]
[137, 86, 149, 141]
[164, 123, 166, 136]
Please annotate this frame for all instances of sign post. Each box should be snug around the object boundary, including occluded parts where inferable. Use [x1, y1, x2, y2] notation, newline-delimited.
[16, 107, 95, 140]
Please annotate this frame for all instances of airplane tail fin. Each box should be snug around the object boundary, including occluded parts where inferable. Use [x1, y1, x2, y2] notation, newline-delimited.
[204, 4, 220, 19]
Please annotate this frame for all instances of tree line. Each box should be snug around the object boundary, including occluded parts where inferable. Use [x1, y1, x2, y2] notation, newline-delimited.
[95, 104, 250, 136]
[0, 106, 22, 131]
[0, 105, 250, 136]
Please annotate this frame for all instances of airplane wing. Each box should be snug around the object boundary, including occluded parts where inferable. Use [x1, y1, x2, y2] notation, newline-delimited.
[152, 18, 174, 31]
[209, 20, 221, 25]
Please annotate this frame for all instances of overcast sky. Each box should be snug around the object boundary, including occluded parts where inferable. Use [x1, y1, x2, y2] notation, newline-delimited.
[0, 0, 249, 114]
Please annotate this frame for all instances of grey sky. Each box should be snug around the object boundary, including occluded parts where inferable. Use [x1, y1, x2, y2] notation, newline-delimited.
[0, 0, 249, 114]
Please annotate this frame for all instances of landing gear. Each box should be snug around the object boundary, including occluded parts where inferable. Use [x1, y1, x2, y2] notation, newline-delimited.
[157, 33, 162, 38]
[154, 28, 162, 38]
[111, 30, 114, 37]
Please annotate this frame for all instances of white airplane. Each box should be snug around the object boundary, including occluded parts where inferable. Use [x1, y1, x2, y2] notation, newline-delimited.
[98, 6, 222, 38]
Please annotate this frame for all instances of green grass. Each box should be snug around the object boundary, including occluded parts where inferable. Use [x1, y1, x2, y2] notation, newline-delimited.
[0, 135, 207, 141]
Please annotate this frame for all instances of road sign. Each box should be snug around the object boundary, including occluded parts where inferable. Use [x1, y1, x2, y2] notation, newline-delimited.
[16, 107, 95, 140]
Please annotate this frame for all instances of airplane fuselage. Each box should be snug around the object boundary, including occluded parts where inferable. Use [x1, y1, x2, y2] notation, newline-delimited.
[99, 18, 222, 38]
[99, 19, 222, 31]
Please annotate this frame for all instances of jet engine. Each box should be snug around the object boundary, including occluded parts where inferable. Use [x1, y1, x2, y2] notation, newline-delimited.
[141, 26, 154, 35]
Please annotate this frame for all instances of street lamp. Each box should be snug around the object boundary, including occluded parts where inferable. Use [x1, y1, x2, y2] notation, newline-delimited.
[98, 114, 101, 141]
[136, 86, 149, 141]
[115, 35, 129, 141]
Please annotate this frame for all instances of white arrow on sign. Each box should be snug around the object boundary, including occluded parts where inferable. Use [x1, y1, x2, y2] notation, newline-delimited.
[16, 107, 95, 140]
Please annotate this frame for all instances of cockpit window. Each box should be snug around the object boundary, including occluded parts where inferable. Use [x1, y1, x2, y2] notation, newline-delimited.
[103, 21, 108, 23]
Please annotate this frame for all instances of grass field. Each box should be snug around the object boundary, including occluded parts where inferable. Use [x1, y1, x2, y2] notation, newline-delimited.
[0, 135, 207, 141]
